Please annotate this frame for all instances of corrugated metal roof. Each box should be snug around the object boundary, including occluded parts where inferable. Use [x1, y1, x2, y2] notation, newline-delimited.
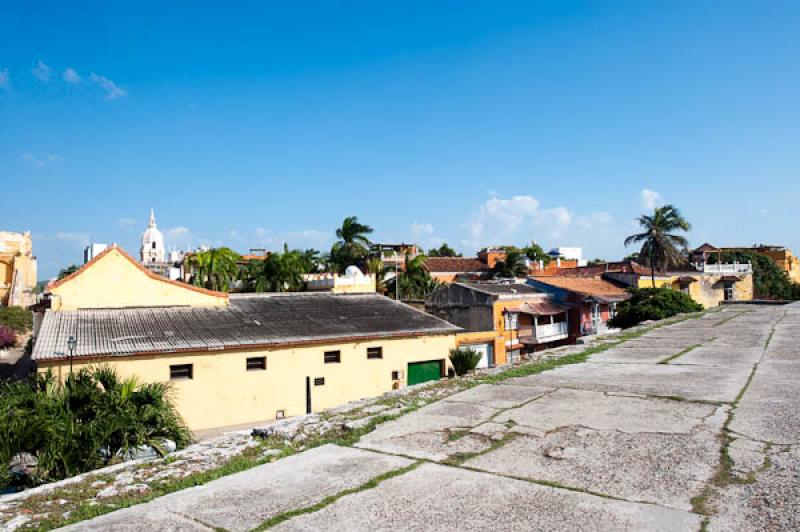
[33, 293, 461, 361]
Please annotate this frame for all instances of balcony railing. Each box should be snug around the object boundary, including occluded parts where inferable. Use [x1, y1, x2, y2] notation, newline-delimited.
[700, 263, 752, 274]
[536, 321, 569, 340]
[582, 320, 611, 336]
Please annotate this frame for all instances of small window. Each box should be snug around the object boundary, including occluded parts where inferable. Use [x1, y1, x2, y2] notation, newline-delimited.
[314, 377, 325, 386]
[503, 312, 519, 330]
[152, 242, 156, 249]
[170, 364, 193, 380]
[324, 350, 341, 363]
[246, 356, 266, 371]
[391, 371, 400, 381]
[367, 347, 383, 359]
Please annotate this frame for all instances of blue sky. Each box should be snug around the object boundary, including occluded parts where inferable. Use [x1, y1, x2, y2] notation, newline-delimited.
[2, 1, 799, 278]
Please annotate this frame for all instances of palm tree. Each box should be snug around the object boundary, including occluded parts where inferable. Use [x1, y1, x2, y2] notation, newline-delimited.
[491, 248, 528, 279]
[330, 216, 373, 273]
[387, 255, 440, 300]
[189, 247, 241, 292]
[242, 245, 309, 292]
[366, 257, 388, 294]
[624, 204, 692, 287]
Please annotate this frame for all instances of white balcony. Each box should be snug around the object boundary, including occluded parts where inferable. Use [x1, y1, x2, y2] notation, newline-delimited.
[701, 263, 752, 274]
[536, 321, 569, 341]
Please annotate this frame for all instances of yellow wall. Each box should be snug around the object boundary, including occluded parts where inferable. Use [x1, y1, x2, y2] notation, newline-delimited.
[666, 275, 754, 309]
[635, 277, 673, 289]
[49, 248, 227, 310]
[38, 333, 457, 431]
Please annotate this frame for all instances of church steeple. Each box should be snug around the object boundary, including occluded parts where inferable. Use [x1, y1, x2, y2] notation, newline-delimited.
[149, 208, 156, 228]
[141, 208, 165, 264]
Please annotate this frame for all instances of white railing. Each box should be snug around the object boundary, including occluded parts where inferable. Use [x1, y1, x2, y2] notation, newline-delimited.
[536, 321, 569, 340]
[582, 320, 610, 336]
[701, 263, 752, 274]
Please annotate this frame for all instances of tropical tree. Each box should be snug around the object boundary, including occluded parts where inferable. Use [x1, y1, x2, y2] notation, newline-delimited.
[189, 247, 241, 292]
[57, 264, 80, 280]
[241, 245, 309, 292]
[427, 243, 461, 257]
[624, 204, 691, 287]
[521, 241, 551, 265]
[491, 248, 529, 278]
[329, 216, 373, 273]
[299, 248, 324, 273]
[386, 255, 440, 300]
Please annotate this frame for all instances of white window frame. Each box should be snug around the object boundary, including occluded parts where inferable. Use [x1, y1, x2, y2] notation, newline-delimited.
[504, 312, 519, 330]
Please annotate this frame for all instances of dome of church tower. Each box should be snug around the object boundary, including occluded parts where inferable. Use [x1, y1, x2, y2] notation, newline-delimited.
[141, 208, 165, 263]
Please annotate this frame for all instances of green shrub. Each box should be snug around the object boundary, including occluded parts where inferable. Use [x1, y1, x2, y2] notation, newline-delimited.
[449, 348, 482, 376]
[0, 367, 191, 489]
[609, 287, 703, 329]
[0, 306, 33, 333]
[711, 251, 799, 300]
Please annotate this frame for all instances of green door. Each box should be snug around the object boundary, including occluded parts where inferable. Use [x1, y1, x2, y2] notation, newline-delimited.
[407, 361, 442, 386]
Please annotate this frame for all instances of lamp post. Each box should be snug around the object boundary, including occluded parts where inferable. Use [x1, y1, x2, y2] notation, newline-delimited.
[67, 336, 77, 375]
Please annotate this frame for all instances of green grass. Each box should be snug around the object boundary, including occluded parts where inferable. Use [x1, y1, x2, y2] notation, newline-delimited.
[658, 343, 704, 364]
[251, 463, 421, 530]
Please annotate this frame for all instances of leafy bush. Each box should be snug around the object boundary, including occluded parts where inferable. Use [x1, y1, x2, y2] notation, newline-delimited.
[449, 348, 482, 376]
[0, 367, 191, 489]
[609, 287, 703, 329]
[0, 306, 33, 333]
[0, 325, 16, 349]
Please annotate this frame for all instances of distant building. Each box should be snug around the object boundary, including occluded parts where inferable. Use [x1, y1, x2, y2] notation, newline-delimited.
[549, 247, 587, 267]
[692, 243, 800, 284]
[83, 243, 108, 264]
[35, 245, 458, 431]
[139, 209, 179, 278]
[304, 266, 376, 294]
[426, 281, 570, 366]
[0, 231, 37, 307]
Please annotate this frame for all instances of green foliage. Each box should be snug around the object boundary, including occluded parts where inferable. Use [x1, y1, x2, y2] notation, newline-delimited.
[587, 258, 606, 266]
[329, 216, 373, 274]
[609, 287, 703, 329]
[449, 348, 482, 376]
[189, 247, 241, 292]
[0, 367, 190, 489]
[710, 251, 800, 300]
[427, 243, 461, 257]
[57, 264, 80, 280]
[625, 204, 691, 281]
[386, 255, 440, 300]
[521, 241, 551, 265]
[241, 245, 310, 292]
[0, 306, 33, 333]
[491, 248, 528, 278]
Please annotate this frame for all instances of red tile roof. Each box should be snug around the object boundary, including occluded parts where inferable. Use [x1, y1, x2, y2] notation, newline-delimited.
[423, 257, 488, 273]
[531, 276, 630, 301]
[553, 260, 653, 277]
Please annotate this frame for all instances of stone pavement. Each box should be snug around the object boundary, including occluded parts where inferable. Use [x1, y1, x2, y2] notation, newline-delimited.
[56, 304, 800, 531]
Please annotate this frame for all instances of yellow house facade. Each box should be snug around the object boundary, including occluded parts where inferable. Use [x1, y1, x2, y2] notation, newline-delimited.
[34, 246, 459, 432]
[0, 231, 38, 307]
[633, 273, 754, 308]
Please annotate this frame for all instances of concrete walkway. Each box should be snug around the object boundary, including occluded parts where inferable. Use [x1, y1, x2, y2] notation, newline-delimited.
[64, 304, 799, 531]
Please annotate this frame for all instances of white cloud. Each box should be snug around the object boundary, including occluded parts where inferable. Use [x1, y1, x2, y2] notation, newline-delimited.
[55, 231, 90, 247]
[165, 226, 192, 249]
[463, 194, 574, 248]
[0, 68, 9, 91]
[640, 188, 663, 210]
[117, 217, 137, 230]
[21, 152, 60, 167]
[410, 222, 444, 249]
[32, 60, 51, 81]
[63, 67, 81, 83]
[89, 72, 126, 100]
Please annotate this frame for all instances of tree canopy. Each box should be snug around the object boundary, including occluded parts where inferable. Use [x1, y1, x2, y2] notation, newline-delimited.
[189, 247, 241, 292]
[329, 216, 373, 273]
[427, 243, 461, 257]
[521, 241, 551, 265]
[624, 204, 691, 286]
[491, 248, 529, 278]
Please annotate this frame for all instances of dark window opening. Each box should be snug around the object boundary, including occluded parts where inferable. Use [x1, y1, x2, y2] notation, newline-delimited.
[324, 351, 341, 363]
[170, 364, 193, 380]
[391, 371, 400, 380]
[152, 242, 156, 249]
[367, 347, 383, 359]
[314, 377, 325, 386]
[246, 357, 266, 371]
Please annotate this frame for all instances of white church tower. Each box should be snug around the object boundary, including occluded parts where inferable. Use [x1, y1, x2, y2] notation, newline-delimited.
[140, 208, 165, 264]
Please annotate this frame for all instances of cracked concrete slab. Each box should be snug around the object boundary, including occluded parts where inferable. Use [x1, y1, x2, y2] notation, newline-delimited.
[494, 388, 723, 434]
[465, 426, 720, 510]
[615, 337, 701, 350]
[355, 400, 499, 460]
[728, 361, 800, 445]
[708, 445, 800, 531]
[62, 445, 413, 532]
[506, 361, 752, 403]
[669, 345, 763, 367]
[272, 463, 701, 532]
[442, 383, 552, 409]
[587, 347, 681, 364]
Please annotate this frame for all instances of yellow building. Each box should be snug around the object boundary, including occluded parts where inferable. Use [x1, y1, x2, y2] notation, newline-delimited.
[629, 271, 754, 309]
[34, 246, 459, 432]
[0, 231, 38, 307]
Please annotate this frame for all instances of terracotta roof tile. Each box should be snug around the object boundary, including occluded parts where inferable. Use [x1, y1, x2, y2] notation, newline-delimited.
[531, 276, 630, 301]
[423, 257, 488, 273]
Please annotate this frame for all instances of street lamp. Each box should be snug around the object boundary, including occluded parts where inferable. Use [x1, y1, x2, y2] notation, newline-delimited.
[67, 336, 77, 375]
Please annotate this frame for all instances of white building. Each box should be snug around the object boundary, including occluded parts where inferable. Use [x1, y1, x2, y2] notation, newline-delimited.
[83, 243, 108, 264]
[140, 209, 165, 265]
[549, 247, 587, 267]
